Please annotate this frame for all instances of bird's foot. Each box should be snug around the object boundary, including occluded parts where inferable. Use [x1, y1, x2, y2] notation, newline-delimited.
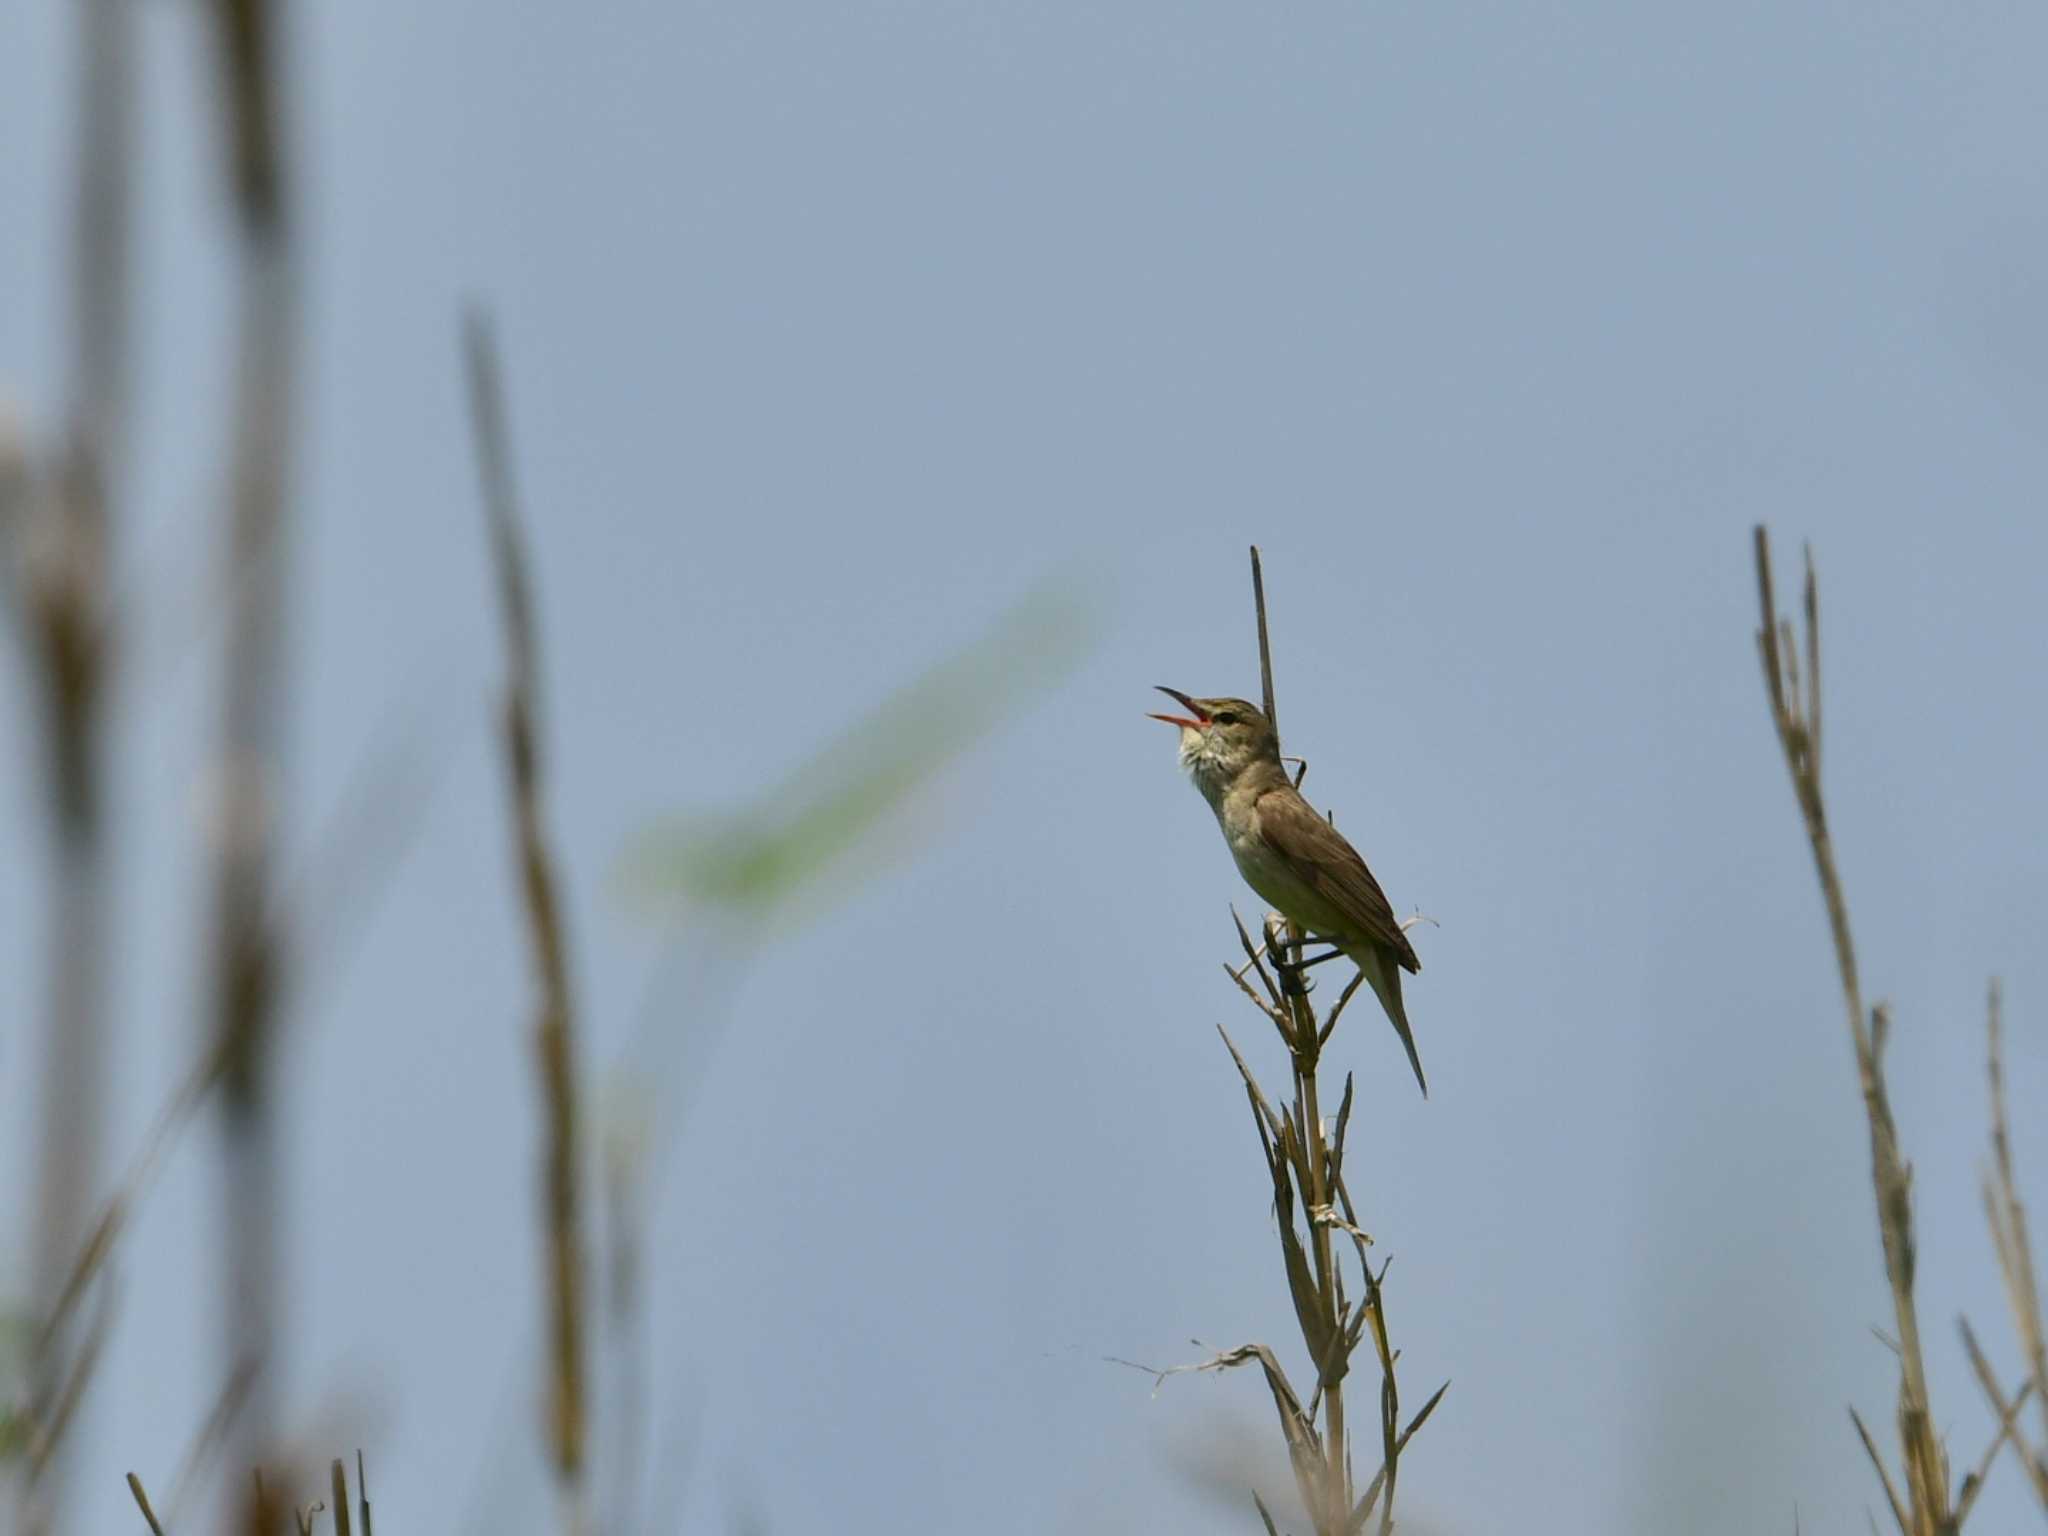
[1267, 937, 1349, 999]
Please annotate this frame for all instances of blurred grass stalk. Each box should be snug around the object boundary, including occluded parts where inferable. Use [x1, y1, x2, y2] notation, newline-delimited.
[7, 0, 306, 1524]
[1752, 527, 2047, 1529]
[465, 309, 591, 1535]
[203, 0, 299, 1511]
[455, 288, 1093, 1535]
[1198, 551, 1444, 1536]
[0, 0, 135, 1528]
[1977, 978, 2048, 1507]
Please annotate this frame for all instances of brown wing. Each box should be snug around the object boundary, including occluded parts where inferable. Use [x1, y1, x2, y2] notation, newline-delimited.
[1255, 787, 1420, 973]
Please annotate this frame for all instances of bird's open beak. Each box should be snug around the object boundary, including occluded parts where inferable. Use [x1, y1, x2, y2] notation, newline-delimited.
[1147, 686, 1208, 730]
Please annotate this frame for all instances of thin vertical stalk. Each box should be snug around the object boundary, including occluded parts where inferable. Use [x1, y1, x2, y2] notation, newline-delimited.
[1250, 544, 1278, 738]
[1980, 979, 2048, 1507]
[1753, 527, 1952, 1533]
[203, 0, 297, 1489]
[465, 309, 590, 1520]
[1251, 548, 1350, 1529]
[18, 0, 134, 1529]
[1294, 1043, 1347, 1521]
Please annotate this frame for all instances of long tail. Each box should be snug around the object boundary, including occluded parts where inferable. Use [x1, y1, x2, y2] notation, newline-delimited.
[1348, 942, 1428, 1098]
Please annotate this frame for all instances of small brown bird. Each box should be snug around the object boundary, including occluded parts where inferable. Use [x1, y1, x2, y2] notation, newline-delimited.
[1149, 687, 1427, 1095]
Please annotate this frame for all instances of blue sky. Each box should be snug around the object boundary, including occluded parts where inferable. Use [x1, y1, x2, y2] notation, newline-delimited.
[6, 1, 2048, 1531]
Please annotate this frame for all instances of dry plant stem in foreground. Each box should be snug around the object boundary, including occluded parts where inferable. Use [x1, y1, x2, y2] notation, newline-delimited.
[5, 1, 135, 1530]
[1753, 527, 1945, 1527]
[1752, 527, 2031, 1533]
[1980, 981, 2048, 1507]
[1195, 549, 1444, 1535]
[201, 0, 299, 1492]
[133, 1452, 375, 1536]
[465, 310, 591, 1510]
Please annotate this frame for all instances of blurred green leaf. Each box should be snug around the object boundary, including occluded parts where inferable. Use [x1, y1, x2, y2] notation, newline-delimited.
[0, 1308, 29, 1462]
[619, 578, 1099, 923]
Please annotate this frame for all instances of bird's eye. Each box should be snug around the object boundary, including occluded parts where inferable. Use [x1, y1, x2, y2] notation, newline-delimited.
[1214, 711, 1238, 726]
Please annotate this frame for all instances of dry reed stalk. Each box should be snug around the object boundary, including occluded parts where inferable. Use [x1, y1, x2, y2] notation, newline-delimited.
[464, 309, 591, 1517]
[328, 1458, 353, 1536]
[356, 1449, 376, 1536]
[1752, 527, 2032, 1532]
[1977, 981, 2048, 1507]
[198, 0, 299, 1490]
[2, 1, 136, 1529]
[37, 1044, 230, 1359]
[1955, 1316, 2037, 1521]
[127, 1472, 168, 1536]
[1753, 528, 1946, 1528]
[159, 1355, 261, 1527]
[1187, 550, 1443, 1535]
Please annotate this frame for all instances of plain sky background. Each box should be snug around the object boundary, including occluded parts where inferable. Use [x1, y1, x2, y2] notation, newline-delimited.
[6, 1, 2048, 1531]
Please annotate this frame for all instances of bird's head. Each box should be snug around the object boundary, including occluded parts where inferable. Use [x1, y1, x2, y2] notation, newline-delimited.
[1149, 688, 1280, 791]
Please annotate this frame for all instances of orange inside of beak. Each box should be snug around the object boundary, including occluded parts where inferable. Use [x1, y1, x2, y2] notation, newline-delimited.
[1147, 712, 1206, 730]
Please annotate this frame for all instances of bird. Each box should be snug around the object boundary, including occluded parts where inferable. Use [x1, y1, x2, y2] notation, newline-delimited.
[1148, 687, 1428, 1096]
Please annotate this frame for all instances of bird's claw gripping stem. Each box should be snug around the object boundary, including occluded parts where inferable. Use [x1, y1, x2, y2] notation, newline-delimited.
[1265, 929, 1349, 1001]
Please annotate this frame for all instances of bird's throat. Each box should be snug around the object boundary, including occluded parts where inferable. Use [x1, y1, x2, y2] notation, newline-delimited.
[1183, 739, 1240, 815]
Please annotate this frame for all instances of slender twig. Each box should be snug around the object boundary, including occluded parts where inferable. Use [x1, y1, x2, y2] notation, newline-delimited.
[465, 308, 590, 1502]
[1225, 958, 1288, 1028]
[163, 1356, 261, 1527]
[1982, 977, 2048, 1504]
[1754, 527, 1952, 1532]
[1958, 1316, 2045, 1512]
[1217, 1024, 1287, 1152]
[1849, 1406, 1912, 1536]
[1291, 1034, 1347, 1524]
[329, 1459, 353, 1536]
[1350, 1379, 1449, 1532]
[1316, 973, 1369, 1050]
[1250, 554, 1356, 1527]
[1954, 1371, 2033, 1525]
[40, 1041, 229, 1355]
[1231, 906, 1283, 1009]
[26, 623, 428, 1371]
[1329, 1076, 1357, 1196]
[356, 1450, 375, 1536]
[201, 0, 299, 1487]
[1356, 1251, 1402, 1536]
[29, 1272, 116, 1476]
[1250, 545, 1278, 739]
[14, 5, 135, 1530]
[127, 1473, 167, 1536]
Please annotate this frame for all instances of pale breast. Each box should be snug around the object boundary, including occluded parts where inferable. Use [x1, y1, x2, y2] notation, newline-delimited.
[1222, 797, 1346, 935]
